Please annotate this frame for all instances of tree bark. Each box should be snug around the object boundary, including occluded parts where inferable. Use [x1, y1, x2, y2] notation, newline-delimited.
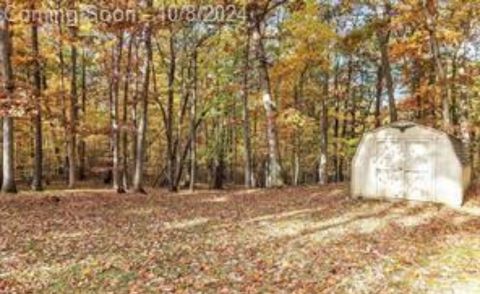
[293, 84, 300, 186]
[458, 66, 471, 163]
[122, 36, 134, 190]
[242, 27, 253, 188]
[333, 60, 340, 182]
[189, 49, 198, 192]
[0, 8, 16, 193]
[166, 33, 177, 191]
[31, 13, 43, 191]
[338, 58, 354, 182]
[56, 0, 68, 183]
[255, 23, 284, 188]
[111, 33, 125, 193]
[212, 119, 226, 190]
[318, 73, 329, 185]
[411, 59, 423, 119]
[375, 62, 383, 127]
[378, 30, 397, 123]
[78, 50, 87, 181]
[423, 3, 451, 129]
[67, 0, 78, 189]
[450, 54, 459, 126]
[133, 0, 153, 193]
[131, 41, 140, 177]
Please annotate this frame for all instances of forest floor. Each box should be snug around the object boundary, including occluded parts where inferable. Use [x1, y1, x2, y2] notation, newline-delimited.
[1, 184, 480, 293]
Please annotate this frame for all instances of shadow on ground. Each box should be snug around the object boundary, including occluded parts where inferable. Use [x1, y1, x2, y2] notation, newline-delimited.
[1, 184, 479, 293]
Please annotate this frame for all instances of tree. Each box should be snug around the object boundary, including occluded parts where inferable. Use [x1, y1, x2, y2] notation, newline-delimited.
[319, 72, 329, 185]
[111, 33, 125, 193]
[0, 6, 16, 193]
[122, 35, 135, 190]
[67, 0, 78, 189]
[133, 0, 153, 193]
[0, 0, 476, 193]
[422, 0, 451, 129]
[189, 47, 198, 192]
[376, 1, 397, 123]
[31, 6, 43, 191]
[252, 2, 286, 188]
[242, 25, 253, 188]
[78, 50, 87, 181]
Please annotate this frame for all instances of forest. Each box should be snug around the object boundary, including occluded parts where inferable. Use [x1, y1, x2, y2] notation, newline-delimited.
[1, 0, 480, 292]
[0, 0, 478, 192]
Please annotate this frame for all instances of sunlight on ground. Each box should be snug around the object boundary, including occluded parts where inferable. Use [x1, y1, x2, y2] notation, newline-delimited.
[176, 190, 219, 196]
[308, 188, 344, 199]
[327, 189, 344, 196]
[231, 189, 263, 195]
[2, 185, 480, 292]
[401, 235, 480, 293]
[50, 230, 95, 240]
[259, 203, 390, 239]
[245, 208, 324, 224]
[124, 208, 154, 216]
[201, 196, 230, 203]
[454, 206, 480, 216]
[394, 210, 439, 227]
[161, 217, 210, 230]
[50, 189, 113, 194]
[4, 254, 134, 291]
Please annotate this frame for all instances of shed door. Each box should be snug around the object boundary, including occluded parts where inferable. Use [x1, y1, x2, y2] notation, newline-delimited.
[376, 140, 404, 198]
[376, 140, 433, 200]
[404, 141, 433, 201]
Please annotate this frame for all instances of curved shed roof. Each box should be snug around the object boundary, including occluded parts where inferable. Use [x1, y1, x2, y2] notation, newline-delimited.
[368, 121, 470, 166]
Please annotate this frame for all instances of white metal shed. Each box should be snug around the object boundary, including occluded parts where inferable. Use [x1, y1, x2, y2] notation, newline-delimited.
[352, 121, 472, 207]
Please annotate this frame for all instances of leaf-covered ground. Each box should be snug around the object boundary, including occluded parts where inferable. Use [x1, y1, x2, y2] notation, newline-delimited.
[1, 184, 480, 293]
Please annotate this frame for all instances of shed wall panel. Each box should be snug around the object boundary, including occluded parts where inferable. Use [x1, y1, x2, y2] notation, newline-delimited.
[352, 123, 467, 207]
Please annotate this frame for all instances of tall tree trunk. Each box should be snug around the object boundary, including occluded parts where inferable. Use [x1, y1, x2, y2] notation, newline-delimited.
[375, 62, 383, 127]
[450, 53, 459, 126]
[423, 2, 451, 129]
[56, 0, 68, 183]
[78, 50, 87, 181]
[318, 73, 329, 185]
[351, 70, 362, 136]
[430, 34, 450, 127]
[333, 60, 340, 182]
[131, 41, 140, 178]
[293, 84, 300, 186]
[166, 33, 176, 191]
[31, 14, 43, 191]
[173, 51, 195, 189]
[111, 33, 125, 193]
[0, 9, 16, 193]
[458, 66, 471, 163]
[122, 36, 134, 190]
[67, 1, 78, 189]
[242, 27, 253, 188]
[255, 23, 283, 188]
[339, 59, 354, 182]
[189, 49, 198, 192]
[293, 72, 306, 186]
[228, 98, 236, 184]
[212, 119, 226, 190]
[133, 0, 153, 193]
[412, 59, 423, 119]
[378, 30, 397, 123]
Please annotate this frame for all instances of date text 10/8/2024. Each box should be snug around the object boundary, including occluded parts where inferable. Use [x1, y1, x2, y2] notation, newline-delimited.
[144, 4, 248, 23]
